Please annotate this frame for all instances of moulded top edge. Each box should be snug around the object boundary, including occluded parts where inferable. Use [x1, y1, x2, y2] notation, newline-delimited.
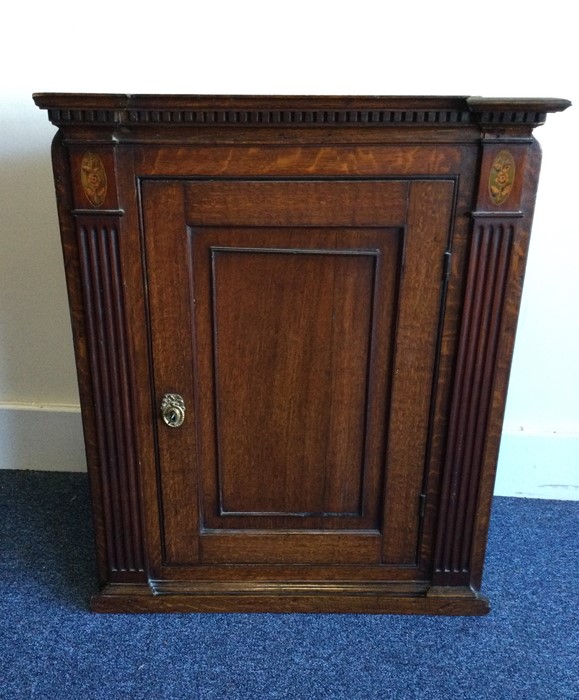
[32, 93, 571, 113]
[466, 96, 571, 113]
[32, 93, 571, 132]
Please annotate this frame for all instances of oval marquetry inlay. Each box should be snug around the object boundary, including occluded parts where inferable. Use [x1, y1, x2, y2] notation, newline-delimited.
[80, 152, 108, 207]
[488, 149, 515, 206]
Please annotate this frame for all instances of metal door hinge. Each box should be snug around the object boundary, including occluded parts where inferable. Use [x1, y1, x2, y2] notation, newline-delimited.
[419, 493, 427, 519]
[443, 251, 452, 283]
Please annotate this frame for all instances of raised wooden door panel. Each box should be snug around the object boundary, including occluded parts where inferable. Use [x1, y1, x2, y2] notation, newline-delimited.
[141, 178, 454, 575]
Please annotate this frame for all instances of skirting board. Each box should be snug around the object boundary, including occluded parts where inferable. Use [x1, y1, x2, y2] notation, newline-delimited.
[0, 404, 577, 500]
[495, 429, 579, 500]
[0, 403, 86, 472]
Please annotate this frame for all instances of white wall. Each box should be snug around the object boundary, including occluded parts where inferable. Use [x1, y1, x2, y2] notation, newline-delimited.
[1, 1, 577, 498]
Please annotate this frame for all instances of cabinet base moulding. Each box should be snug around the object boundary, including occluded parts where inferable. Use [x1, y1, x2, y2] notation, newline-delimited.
[91, 582, 490, 615]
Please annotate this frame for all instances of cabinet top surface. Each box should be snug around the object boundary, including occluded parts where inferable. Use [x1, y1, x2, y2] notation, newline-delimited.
[33, 93, 570, 131]
[33, 93, 570, 109]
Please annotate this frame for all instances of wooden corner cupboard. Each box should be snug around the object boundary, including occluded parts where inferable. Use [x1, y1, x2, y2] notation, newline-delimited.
[34, 93, 570, 614]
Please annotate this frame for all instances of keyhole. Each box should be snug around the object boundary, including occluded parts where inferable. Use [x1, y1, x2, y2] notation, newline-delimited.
[161, 393, 185, 428]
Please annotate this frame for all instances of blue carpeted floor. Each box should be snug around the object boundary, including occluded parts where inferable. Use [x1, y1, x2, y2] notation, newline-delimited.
[1, 470, 577, 699]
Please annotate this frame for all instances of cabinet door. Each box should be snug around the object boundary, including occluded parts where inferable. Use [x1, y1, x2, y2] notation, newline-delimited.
[141, 178, 453, 576]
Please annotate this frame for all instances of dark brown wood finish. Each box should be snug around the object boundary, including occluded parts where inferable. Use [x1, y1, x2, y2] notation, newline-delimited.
[35, 93, 570, 614]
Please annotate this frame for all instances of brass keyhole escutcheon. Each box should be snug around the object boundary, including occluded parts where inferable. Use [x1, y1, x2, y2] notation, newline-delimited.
[161, 394, 186, 428]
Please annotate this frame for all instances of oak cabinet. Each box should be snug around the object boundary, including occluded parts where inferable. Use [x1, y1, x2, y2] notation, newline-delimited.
[34, 94, 569, 614]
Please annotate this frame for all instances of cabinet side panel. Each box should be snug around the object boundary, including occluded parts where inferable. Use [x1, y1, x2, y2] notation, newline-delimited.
[468, 140, 543, 588]
[433, 140, 541, 587]
[52, 139, 146, 579]
[50, 133, 108, 584]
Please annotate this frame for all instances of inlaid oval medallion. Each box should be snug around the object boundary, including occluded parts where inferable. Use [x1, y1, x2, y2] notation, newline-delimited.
[80, 152, 107, 207]
[488, 149, 515, 206]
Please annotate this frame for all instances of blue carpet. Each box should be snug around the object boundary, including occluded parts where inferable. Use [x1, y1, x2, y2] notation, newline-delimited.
[0, 470, 577, 699]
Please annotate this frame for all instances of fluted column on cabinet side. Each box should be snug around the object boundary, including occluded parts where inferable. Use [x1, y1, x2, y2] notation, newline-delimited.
[76, 218, 145, 574]
[64, 145, 146, 577]
[433, 221, 515, 585]
[432, 140, 536, 587]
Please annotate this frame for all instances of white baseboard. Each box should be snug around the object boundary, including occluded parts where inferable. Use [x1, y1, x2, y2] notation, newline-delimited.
[1, 404, 577, 500]
[495, 429, 579, 500]
[0, 403, 87, 472]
